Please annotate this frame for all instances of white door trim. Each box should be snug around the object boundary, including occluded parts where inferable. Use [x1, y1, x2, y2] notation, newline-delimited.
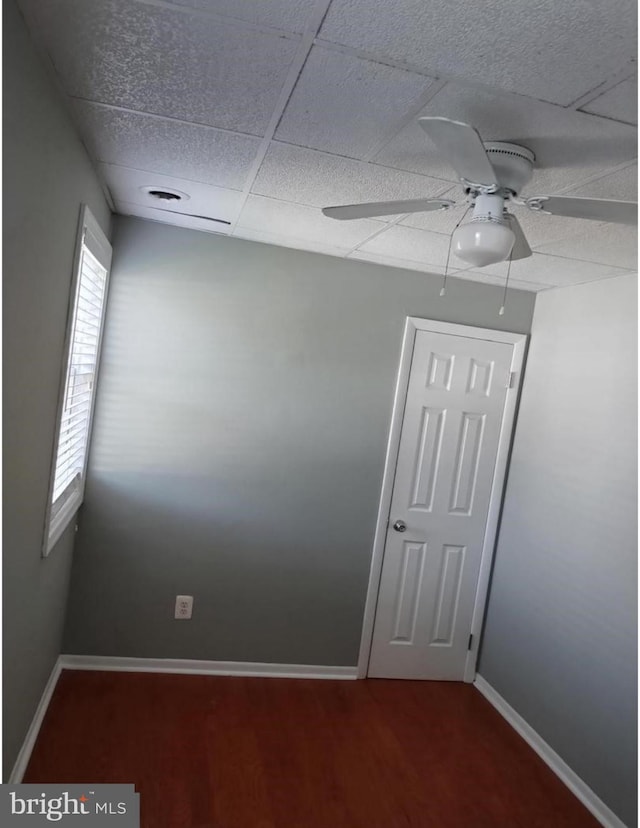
[357, 317, 527, 679]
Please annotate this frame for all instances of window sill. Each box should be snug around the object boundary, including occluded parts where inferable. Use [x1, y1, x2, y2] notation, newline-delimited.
[44, 493, 81, 557]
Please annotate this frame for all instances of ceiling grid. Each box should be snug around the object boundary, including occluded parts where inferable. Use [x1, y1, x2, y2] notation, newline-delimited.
[17, 0, 637, 291]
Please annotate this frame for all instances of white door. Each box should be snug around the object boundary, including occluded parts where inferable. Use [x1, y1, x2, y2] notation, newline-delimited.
[368, 328, 515, 680]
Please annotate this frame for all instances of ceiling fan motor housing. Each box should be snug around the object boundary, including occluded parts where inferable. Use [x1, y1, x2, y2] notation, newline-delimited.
[483, 142, 535, 195]
[470, 193, 509, 224]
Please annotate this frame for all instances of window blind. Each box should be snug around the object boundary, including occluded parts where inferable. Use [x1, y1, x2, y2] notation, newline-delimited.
[45, 205, 111, 555]
[50, 244, 107, 514]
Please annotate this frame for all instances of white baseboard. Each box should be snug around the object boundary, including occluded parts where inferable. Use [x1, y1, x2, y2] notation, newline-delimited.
[9, 657, 63, 784]
[474, 675, 627, 828]
[60, 654, 358, 680]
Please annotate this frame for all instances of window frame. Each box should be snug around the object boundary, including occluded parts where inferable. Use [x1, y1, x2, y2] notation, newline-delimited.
[42, 204, 112, 557]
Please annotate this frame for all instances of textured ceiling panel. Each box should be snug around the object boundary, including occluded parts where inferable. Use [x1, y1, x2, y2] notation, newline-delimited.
[510, 209, 597, 250]
[232, 226, 350, 259]
[356, 224, 470, 269]
[99, 164, 245, 224]
[21, 0, 300, 135]
[115, 200, 232, 235]
[73, 102, 261, 189]
[348, 249, 449, 276]
[318, 0, 637, 105]
[462, 253, 631, 286]
[564, 163, 638, 201]
[17, 0, 636, 291]
[275, 46, 434, 158]
[236, 194, 382, 249]
[166, 0, 318, 33]
[346, 251, 544, 292]
[580, 76, 638, 125]
[533, 224, 638, 270]
[252, 143, 451, 208]
[454, 270, 550, 292]
[375, 83, 638, 197]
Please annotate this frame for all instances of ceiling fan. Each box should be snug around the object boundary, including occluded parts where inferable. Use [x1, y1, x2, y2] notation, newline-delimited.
[322, 117, 637, 268]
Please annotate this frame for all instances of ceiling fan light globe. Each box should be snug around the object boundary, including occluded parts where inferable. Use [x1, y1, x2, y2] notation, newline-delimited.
[452, 221, 515, 267]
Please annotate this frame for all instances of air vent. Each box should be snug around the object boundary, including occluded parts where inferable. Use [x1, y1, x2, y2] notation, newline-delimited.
[148, 190, 181, 201]
[140, 185, 190, 202]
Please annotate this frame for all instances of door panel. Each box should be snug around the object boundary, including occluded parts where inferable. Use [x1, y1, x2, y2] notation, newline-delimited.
[368, 330, 513, 680]
[390, 540, 425, 644]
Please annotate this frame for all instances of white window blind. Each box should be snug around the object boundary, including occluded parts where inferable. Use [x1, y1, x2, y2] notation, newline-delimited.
[44, 206, 111, 555]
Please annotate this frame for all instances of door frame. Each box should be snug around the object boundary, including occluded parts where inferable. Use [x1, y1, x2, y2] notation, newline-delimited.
[357, 317, 527, 680]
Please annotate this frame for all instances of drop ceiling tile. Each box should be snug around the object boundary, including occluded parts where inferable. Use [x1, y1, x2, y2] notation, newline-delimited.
[236, 194, 382, 249]
[20, 0, 300, 135]
[375, 83, 638, 197]
[448, 269, 503, 286]
[101, 164, 244, 225]
[115, 201, 232, 235]
[460, 253, 631, 287]
[533, 224, 638, 270]
[456, 271, 549, 292]
[275, 46, 434, 158]
[73, 102, 261, 190]
[318, 0, 636, 105]
[166, 0, 318, 33]
[564, 163, 638, 201]
[508, 281, 552, 293]
[506, 209, 595, 250]
[580, 76, 638, 125]
[347, 251, 544, 290]
[252, 142, 451, 210]
[231, 226, 349, 259]
[357, 224, 469, 269]
[347, 249, 449, 276]
[375, 125, 455, 185]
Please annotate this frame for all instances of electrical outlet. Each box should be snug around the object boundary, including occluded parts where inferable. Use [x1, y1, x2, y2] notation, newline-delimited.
[174, 595, 193, 619]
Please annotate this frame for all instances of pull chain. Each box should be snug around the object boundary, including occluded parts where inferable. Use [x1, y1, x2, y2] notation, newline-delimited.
[498, 250, 513, 316]
[440, 205, 472, 297]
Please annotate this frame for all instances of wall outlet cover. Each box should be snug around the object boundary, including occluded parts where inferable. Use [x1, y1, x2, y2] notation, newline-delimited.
[174, 595, 193, 620]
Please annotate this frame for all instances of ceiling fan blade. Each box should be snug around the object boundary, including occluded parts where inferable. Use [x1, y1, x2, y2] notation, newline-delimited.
[322, 198, 455, 221]
[506, 214, 533, 260]
[525, 195, 637, 226]
[418, 116, 499, 189]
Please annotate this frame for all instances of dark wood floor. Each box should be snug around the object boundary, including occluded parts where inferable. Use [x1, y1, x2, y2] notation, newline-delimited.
[25, 671, 600, 828]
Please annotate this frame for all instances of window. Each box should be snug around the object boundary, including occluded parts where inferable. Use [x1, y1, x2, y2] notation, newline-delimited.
[43, 205, 111, 555]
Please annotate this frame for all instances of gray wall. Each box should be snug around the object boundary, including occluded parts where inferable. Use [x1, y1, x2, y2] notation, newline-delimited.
[3, 0, 111, 778]
[64, 216, 535, 665]
[478, 273, 637, 827]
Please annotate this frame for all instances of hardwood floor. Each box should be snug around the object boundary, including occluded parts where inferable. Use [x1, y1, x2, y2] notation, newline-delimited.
[24, 671, 601, 828]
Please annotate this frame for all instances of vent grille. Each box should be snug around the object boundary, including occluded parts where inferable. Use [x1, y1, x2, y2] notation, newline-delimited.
[487, 147, 530, 159]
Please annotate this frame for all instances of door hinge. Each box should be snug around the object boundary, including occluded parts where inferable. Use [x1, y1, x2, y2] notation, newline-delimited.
[467, 634, 474, 651]
[507, 371, 517, 389]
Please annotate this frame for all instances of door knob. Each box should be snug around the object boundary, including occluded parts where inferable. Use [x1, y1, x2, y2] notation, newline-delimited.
[393, 520, 407, 532]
